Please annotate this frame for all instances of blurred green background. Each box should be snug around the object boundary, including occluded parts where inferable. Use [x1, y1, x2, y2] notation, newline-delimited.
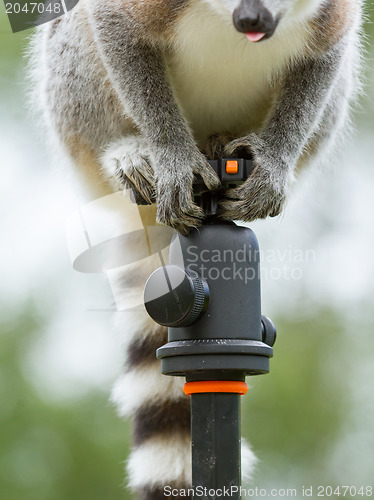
[1, 2, 374, 500]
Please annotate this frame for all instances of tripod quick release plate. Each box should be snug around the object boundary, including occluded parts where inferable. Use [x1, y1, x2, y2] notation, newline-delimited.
[194, 158, 254, 215]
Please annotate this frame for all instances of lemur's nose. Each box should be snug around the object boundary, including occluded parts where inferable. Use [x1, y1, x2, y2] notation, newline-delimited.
[236, 9, 263, 33]
[233, 0, 277, 38]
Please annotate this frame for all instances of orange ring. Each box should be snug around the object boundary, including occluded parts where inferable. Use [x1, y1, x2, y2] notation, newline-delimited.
[183, 381, 248, 396]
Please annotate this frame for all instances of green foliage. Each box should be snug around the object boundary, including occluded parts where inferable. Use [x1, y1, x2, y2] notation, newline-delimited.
[243, 311, 349, 484]
[0, 308, 132, 500]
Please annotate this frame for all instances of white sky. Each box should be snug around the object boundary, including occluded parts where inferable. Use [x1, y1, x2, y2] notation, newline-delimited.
[0, 51, 374, 402]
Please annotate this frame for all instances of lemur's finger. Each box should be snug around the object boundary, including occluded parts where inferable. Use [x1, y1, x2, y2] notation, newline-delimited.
[156, 207, 204, 234]
[128, 188, 151, 205]
[219, 190, 285, 222]
[269, 201, 284, 217]
[128, 183, 155, 205]
[219, 199, 264, 222]
[124, 171, 155, 204]
[196, 162, 221, 190]
[130, 159, 155, 186]
[204, 132, 235, 160]
[123, 159, 156, 204]
[222, 187, 242, 200]
[218, 199, 246, 221]
[156, 189, 205, 234]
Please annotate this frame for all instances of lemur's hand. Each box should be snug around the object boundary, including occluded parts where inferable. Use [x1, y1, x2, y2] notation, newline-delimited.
[203, 132, 235, 160]
[155, 148, 220, 234]
[101, 137, 156, 205]
[219, 133, 287, 221]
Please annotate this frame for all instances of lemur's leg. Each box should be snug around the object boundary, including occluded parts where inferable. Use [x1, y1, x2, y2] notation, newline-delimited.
[87, 1, 220, 234]
[307, 68, 358, 160]
[220, 43, 348, 222]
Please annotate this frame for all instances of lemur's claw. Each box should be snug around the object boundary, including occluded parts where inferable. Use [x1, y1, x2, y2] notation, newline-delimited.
[156, 196, 205, 235]
[118, 165, 156, 205]
[195, 162, 221, 190]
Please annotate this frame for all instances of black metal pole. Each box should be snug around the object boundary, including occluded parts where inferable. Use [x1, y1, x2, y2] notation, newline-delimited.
[191, 392, 241, 499]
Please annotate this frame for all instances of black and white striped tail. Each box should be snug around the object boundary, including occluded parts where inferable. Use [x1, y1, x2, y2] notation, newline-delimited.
[111, 312, 192, 499]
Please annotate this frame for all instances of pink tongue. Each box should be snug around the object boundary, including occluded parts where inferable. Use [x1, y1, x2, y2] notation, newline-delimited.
[246, 32, 266, 42]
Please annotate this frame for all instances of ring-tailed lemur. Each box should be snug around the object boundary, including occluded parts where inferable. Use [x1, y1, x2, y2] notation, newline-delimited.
[28, 0, 363, 498]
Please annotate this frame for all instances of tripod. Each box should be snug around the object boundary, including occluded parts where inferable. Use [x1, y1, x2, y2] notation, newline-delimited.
[144, 159, 276, 499]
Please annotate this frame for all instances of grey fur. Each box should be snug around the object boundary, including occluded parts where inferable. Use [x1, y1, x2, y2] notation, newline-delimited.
[87, 0, 221, 233]
[29, 0, 362, 230]
[220, 44, 350, 220]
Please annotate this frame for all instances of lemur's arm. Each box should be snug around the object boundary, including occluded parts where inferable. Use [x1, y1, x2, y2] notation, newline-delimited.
[87, 1, 220, 232]
[221, 45, 345, 221]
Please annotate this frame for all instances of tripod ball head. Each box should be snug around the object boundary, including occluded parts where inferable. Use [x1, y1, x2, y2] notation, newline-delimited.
[143, 158, 277, 378]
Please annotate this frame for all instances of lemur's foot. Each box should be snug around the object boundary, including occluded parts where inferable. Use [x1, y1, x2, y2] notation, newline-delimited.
[155, 149, 221, 235]
[219, 133, 287, 221]
[203, 132, 235, 160]
[101, 136, 155, 204]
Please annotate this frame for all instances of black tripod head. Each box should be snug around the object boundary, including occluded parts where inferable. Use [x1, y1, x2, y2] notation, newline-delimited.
[144, 158, 276, 379]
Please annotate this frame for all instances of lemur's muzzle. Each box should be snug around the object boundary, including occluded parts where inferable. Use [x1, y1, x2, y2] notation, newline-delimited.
[233, 0, 279, 42]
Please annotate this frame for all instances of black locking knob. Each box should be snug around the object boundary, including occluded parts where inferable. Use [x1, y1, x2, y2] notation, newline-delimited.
[261, 315, 277, 347]
[144, 265, 210, 327]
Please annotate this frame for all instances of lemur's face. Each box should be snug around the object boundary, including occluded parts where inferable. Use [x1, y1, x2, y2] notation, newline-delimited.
[203, 0, 317, 42]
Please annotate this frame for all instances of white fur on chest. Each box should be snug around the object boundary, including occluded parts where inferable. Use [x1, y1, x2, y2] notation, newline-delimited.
[167, 2, 311, 145]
